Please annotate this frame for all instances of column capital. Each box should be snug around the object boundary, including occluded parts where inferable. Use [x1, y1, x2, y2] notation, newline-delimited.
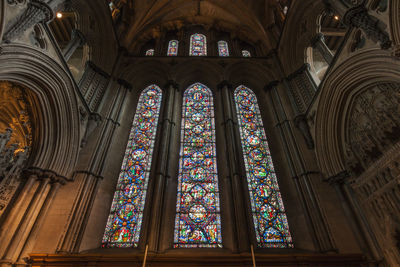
[264, 80, 280, 92]
[3, 0, 53, 41]
[164, 80, 179, 91]
[344, 5, 391, 49]
[217, 80, 232, 91]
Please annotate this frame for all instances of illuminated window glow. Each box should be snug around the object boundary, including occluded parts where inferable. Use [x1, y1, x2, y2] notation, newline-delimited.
[174, 83, 222, 248]
[167, 40, 179, 56]
[218, 41, 229, 57]
[234, 85, 293, 248]
[102, 85, 162, 248]
[190, 34, 207, 56]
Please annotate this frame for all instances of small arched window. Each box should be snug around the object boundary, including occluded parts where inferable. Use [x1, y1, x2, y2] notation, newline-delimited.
[190, 34, 207, 56]
[218, 41, 229, 57]
[242, 50, 251, 57]
[102, 85, 163, 248]
[145, 49, 155, 56]
[234, 85, 293, 248]
[167, 40, 179, 56]
[174, 83, 222, 248]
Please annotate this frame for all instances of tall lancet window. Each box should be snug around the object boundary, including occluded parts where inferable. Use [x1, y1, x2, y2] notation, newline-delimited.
[234, 85, 293, 248]
[167, 40, 179, 56]
[189, 34, 207, 56]
[174, 83, 222, 248]
[102, 85, 162, 248]
[218, 41, 229, 56]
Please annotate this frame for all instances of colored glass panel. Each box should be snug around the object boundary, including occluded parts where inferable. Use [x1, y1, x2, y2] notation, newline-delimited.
[218, 41, 229, 57]
[168, 40, 179, 56]
[146, 49, 154, 56]
[234, 85, 293, 248]
[174, 83, 222, 248]
[190, 34, 207, 56]
[242, 50, 251, 57]
[102, 85, 162, 248]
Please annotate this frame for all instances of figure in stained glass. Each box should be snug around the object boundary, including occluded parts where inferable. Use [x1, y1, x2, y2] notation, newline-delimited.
[189, 34, 207, 56]
[234, 85, 293, 248]
[242, 50, 251, 57]
[146, 49, 154, 56]
[167, 40, 179, 56]
[218, 41, 229, 57]
[174, 83, 222, 248]
[102, 85, 162, 248]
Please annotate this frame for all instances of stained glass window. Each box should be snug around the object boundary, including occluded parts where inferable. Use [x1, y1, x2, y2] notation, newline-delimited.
[218, 41, 229, 57]
[242, 50, 251, 57]
[234, 85, 293, 248]
[145, 49, 154, 56]
[174, 83, 222, 248]
[102, 85, 162, 248]
[189, 34, 207, 56]
[167, 40, 179, 56]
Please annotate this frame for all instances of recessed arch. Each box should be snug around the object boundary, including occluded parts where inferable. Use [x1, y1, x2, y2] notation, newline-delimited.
[0, 44, 80, 178]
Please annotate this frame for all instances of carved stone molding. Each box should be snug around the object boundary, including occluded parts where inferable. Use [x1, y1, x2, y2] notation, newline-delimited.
[3, 0, 53, 41]
[343, 5, 391, 49]
[7, 0, 26, 6]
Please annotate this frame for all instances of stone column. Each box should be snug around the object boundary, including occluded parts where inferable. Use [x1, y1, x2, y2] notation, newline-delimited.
[146, 81, 179, 252]
[218, 81, 250, 252]
[0, 171, 39, 260]
[266, 82, 337, 252]
[311, 33, 334, 65]
[327, 171, 383, 263]
[283, 67, 316, 149]
[62, 29, 86, 62]
[0, 169, 66, 266]
[56, 79, 131, 253]
[3, 0, 53, 41]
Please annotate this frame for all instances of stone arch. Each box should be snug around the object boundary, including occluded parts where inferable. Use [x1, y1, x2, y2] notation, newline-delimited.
[226, 60, 277, 92]
[314, 49, 400, 178]
[120, 59, 171, 92]
[390, 0, 400, 49]
[173, 60, 224, 92]
[0, 44, 81, 178]
[278, 0, 324, 74]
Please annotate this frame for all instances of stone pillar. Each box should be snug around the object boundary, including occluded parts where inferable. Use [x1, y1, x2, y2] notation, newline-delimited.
[56, 79, 131, 253]
[266, 82, 337, 252]
[327, 171, 383, 263]
[147, 81, 179, 252]
[311, 33, 334, 65]
[62, 29, 86, 62]
[283, 67, 316, 149]
[218, 81, 250, 252]
[3, 0, 53, 41]
[0, 169, 66, 266]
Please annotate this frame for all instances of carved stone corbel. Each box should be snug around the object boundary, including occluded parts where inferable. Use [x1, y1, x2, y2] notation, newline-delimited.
[3, 0, 53, 42]
[343, 5, 391, 49]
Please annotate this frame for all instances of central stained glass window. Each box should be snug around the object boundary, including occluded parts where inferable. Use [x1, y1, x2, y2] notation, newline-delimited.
[167, 40, 179, 56]
[174, 83, 222, 248]
[189, 34, 207, 56]
[102, 84, 162, 248]
[234, 85, 293, 248]
[218, 41, 229, 56]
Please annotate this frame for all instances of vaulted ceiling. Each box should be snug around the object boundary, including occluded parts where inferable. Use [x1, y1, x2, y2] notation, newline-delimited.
[116, 0, 290, 53]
